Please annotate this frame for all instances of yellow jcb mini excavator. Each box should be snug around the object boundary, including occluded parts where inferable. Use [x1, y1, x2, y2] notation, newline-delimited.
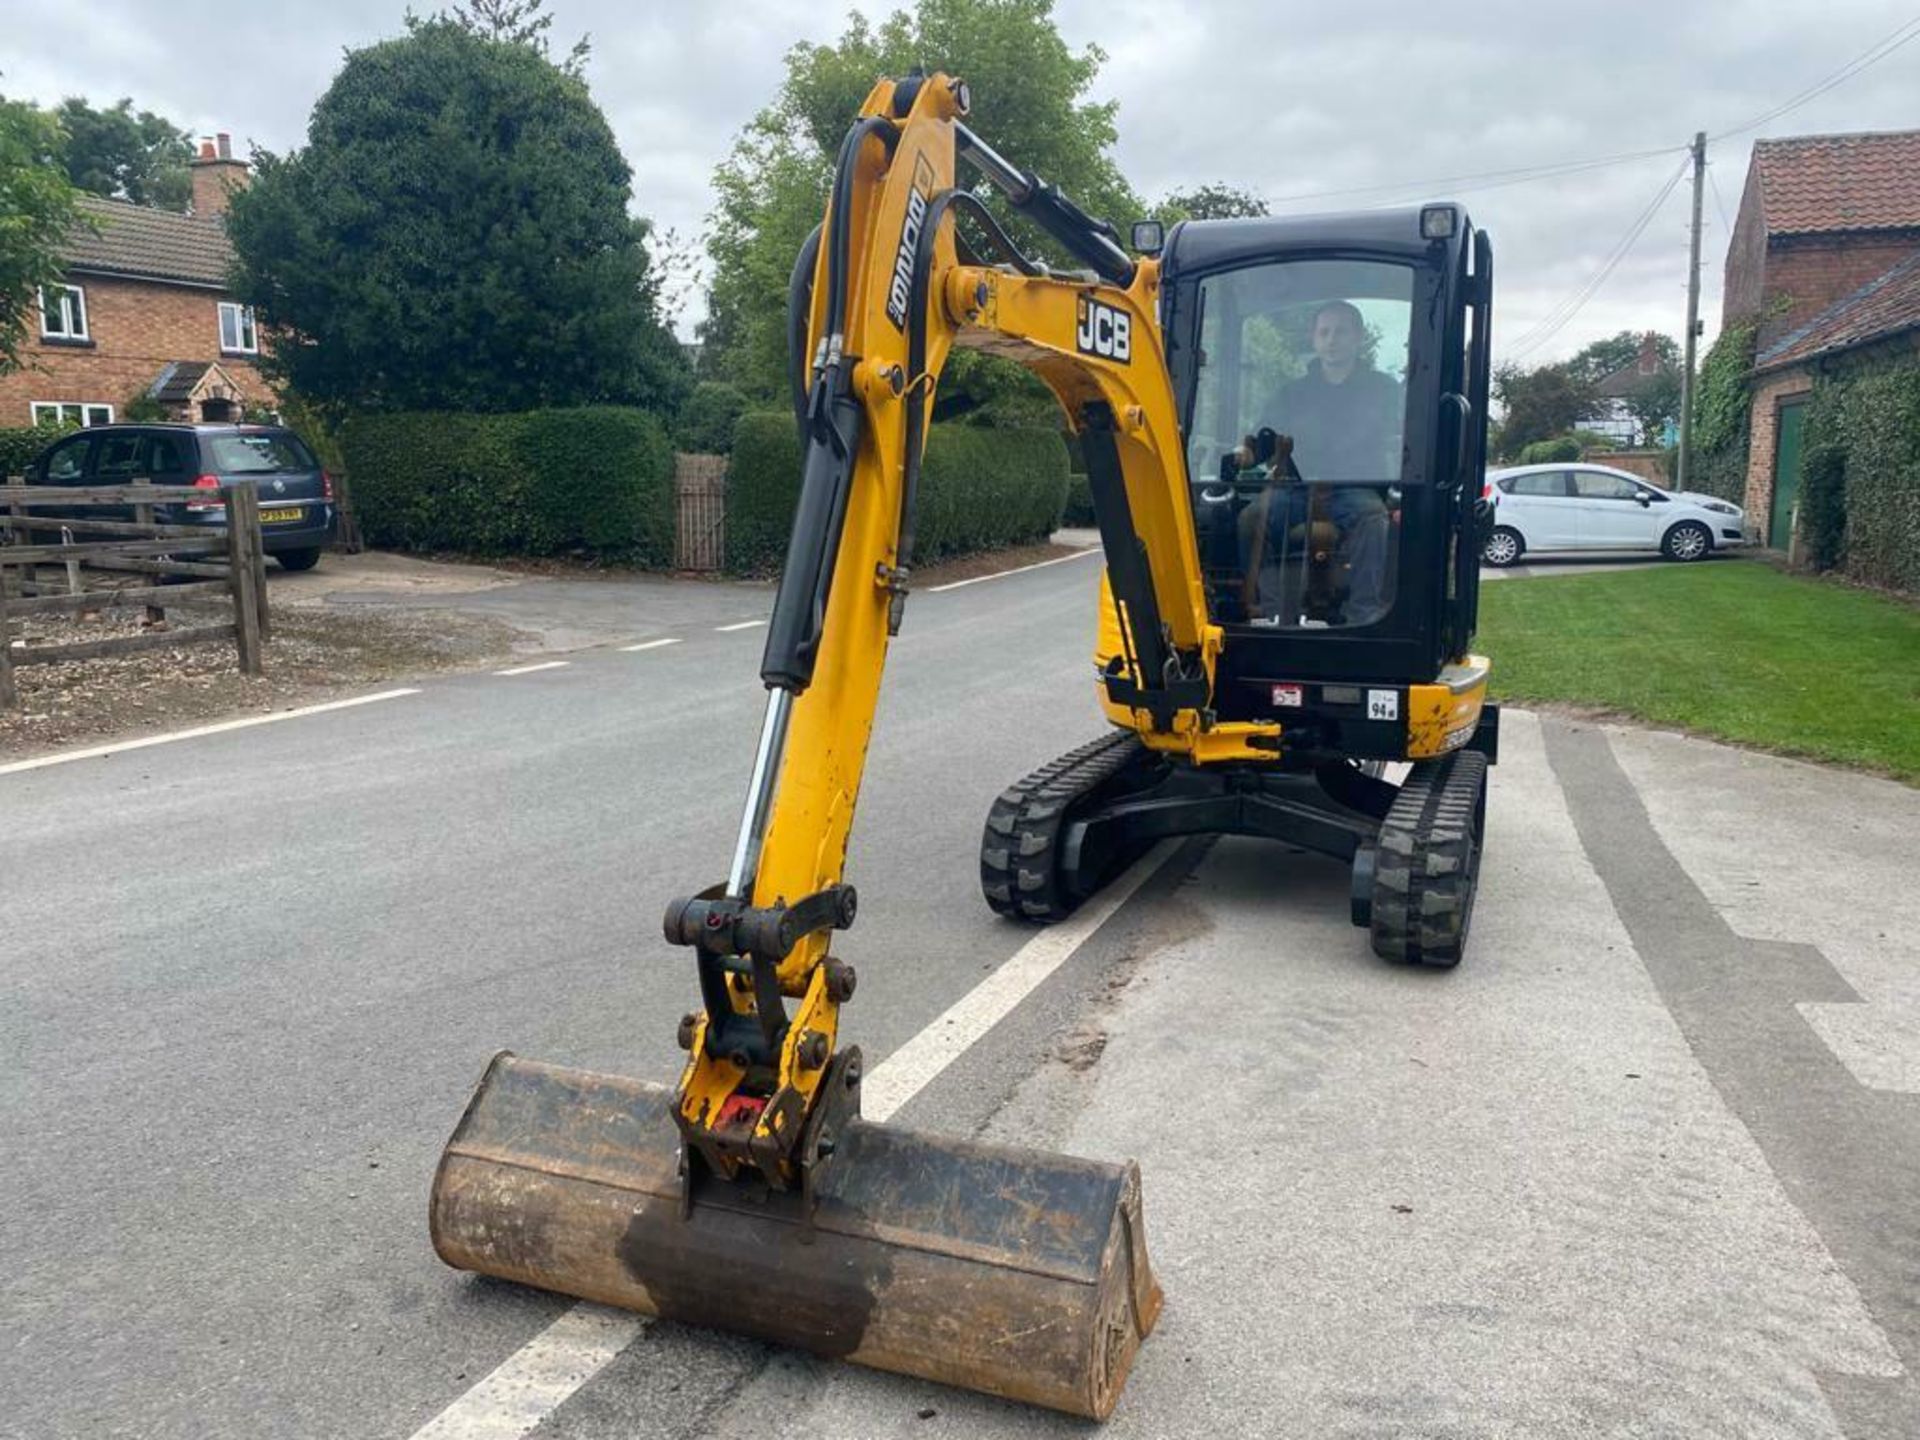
[431, 70, 1496, 1420]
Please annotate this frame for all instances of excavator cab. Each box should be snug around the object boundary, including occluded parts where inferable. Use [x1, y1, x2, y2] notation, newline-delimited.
[1163, 207, 1496, 728]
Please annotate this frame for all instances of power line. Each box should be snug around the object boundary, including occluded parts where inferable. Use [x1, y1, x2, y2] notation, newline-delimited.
[1262, 144, 1684, 211]
[1505, 156, 1690, 361]
[1706, 162, 1734, 234]
[1710, 13, 1920, 140]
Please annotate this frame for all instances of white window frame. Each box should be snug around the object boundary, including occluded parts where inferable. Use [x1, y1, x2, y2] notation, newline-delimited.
[29, 402, 114, 428]
[218, 301, 258, 355]
[37, 284, 89, 342]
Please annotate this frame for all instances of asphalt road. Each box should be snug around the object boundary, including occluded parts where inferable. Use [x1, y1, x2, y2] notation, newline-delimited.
[4, 549, 1916, 1439]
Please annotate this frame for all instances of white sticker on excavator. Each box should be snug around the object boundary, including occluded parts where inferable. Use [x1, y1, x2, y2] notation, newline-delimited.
[1368, 689, 1399, 721]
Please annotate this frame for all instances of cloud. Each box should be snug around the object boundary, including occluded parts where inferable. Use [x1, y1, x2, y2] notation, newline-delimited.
[6, 0, 1916, 360]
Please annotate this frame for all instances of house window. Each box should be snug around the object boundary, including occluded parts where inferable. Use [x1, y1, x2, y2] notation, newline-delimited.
[219, 302, 258, 355]
[38, 284, 89, 342]
[30, 402, 114, 427]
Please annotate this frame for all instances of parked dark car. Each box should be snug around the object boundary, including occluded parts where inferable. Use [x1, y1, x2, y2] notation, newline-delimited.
[24, 423, 338, 571]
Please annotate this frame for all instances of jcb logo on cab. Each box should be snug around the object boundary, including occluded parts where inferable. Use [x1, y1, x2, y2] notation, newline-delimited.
[1076, 298, 1130, 363]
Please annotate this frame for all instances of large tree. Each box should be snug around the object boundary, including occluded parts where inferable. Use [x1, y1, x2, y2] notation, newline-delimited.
[1155, 184, 1267, 222]
[1564, 329, 1680, 387]
[701, 0, 1142, 415]
[226, 18, 686, 414]
[1491, 362, 1597, 459]
[54, 97, 193, 211]
[0, 97, 87, 375]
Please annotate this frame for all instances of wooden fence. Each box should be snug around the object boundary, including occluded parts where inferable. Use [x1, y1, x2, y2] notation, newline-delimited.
[0, 481, 268, 710]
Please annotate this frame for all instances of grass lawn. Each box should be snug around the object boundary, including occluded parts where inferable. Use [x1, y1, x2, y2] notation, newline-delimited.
[1476, 559, 1920, 783]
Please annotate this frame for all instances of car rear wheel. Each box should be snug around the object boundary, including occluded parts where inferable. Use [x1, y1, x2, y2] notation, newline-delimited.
[277, 547, 323, 572]
[1482, 526, 1524, 567]
[1661, 522, 1711, 562]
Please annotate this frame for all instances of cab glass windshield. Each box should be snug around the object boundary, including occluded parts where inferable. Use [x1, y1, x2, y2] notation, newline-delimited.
[1185, 258, 1413, 630]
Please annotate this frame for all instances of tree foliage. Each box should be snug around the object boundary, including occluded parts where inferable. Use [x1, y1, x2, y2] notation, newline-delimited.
[53, 97, 193, 211]
[0, 97, 88, 375]
[701, 0, 1141, 413]
[1491, 362, 1597, 459]
[440, 0, 590, 77]
[1155, 183, 1267, 222]
[226, 19, 686, 414]
[1563, 329, 1680, 387]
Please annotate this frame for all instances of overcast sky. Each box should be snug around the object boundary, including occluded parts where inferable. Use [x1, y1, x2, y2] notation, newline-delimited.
[5, 1, 1917, 366]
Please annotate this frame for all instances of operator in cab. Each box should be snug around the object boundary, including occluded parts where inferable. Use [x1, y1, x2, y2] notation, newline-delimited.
[1270, 299, 1399, 626]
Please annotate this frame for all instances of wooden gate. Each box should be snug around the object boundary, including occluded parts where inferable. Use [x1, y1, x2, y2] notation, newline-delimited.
[674, 453, 727, 572]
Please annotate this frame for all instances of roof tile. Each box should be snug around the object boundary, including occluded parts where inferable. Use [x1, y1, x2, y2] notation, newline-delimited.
[1755, 247, 1920, 370]
[1754, 130, 1920, 236]
[61, 196, 234, 288]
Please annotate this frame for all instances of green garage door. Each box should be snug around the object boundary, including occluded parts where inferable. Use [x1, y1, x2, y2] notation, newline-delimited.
[1770, 399, 1806, 551]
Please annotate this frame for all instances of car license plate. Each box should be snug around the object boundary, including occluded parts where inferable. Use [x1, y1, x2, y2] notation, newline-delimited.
[259, 507, 303, 523]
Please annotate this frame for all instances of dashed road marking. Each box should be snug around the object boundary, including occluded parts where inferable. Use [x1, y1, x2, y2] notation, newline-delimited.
[926, 547, 1100, 592]
[620, 638, 683, 652]
[494, 661, 570, 676]
[716, 619, 767, 632]
[0, 688, 421, 778]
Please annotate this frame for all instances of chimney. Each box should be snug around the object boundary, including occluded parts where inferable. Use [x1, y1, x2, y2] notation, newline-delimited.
[1636, 331, 1660, 376]
[190, 133, 250, 219]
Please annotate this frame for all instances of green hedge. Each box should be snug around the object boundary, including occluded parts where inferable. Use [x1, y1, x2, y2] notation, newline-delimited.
[674, 382, 750, 455]
[337, 407, 674, 561]
[0, 422, 72, 478]
[1803, 359, 1920, 593]
[1061, 472, 1095, 526]
[725, 411, 1070, 575]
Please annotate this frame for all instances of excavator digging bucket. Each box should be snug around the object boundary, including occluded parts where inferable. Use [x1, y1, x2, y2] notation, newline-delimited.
[430, 1054, 1164, 1420]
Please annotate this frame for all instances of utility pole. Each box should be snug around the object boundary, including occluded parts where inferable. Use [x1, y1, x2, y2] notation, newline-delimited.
[1676, 130, 1706, 490]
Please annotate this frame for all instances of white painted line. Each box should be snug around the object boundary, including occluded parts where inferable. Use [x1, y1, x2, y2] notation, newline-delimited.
[494, 661, 570, 676]
[406, 1305, 644, 1440]
[407, 840, 1175, 1440]
[619, 638, 683, 653]
[716, 619, 767, 632]
[925, 547, 1101, 592]
[0, 689, 421, 778]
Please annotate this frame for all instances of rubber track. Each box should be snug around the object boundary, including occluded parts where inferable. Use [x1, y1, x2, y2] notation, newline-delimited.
[1370, 749, 1488, 968]
[980, 730, 1150, 923]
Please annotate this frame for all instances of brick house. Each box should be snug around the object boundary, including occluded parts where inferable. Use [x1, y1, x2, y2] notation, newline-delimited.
[0, 135, 270, 430]
[1720, 130, 1920, 544]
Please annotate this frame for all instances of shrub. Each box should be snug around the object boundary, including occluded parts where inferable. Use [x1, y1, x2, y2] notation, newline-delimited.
[1061, 472, 1095, 526]
[1517, 435, 1582, 465]
[724, 412, 1070, 575]
[0, 421, 70, 478]
[675, 382, 750, 455]
[336, 406, 673, 561]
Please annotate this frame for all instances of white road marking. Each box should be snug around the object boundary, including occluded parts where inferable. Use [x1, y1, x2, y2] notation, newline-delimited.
[494, 661, 570, 676]
[406, 840, 1175, 1440]
[716, 619, 767, 632]
[0, 689, 420, 778]
[620, 638, 683, 652]
[925, 547, 1100, 592]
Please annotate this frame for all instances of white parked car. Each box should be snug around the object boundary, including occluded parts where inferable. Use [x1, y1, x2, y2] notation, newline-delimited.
[1480, 463, 1748, 567]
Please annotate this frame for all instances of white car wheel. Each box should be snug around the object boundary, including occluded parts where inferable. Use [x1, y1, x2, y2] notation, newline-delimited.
[1482, 526, 1523, 567]
[1662, 521, 1711, 562]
